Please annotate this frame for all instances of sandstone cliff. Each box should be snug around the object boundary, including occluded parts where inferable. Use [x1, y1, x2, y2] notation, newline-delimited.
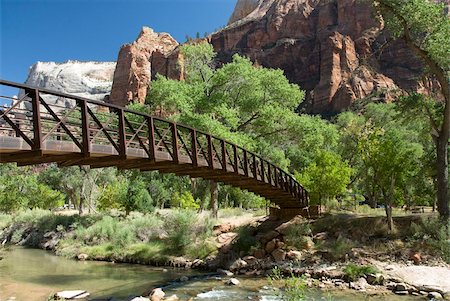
[109, 0, 434, 114]
[109, 27, 178, 107]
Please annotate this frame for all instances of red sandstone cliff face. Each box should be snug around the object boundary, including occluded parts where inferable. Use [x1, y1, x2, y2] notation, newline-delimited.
[109, 27, 178, 107]
[109, 0, 432, 114]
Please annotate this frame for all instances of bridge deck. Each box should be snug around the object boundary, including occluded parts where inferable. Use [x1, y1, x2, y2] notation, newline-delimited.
[0, 79, 308, 209]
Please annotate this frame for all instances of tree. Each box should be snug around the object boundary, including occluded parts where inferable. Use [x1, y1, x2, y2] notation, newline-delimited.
[295, 151, 352, 207]
[373, 0, 450, 219]
[147, 42, 306, 216]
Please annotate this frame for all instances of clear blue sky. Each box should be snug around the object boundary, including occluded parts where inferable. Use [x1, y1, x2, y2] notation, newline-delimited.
[0, 0, 236, 96]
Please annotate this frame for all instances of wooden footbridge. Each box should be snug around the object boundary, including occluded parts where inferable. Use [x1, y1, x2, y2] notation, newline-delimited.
[0, 80, 308, 212]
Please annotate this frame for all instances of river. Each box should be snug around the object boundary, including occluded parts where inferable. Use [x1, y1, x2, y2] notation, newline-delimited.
[0, 247, 420, 301]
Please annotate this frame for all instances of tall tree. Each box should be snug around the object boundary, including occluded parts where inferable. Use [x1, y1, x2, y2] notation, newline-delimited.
[373, 0, 450, 219]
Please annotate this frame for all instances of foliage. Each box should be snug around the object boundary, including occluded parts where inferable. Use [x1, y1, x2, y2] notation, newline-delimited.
[283, 222, 312, 250]
[170, 191, 199, 209]
[410, 217, 450, 263]
[295, 151, 352, 205]
[268, 267, 308, 301]
[344, 264, 379, 281]
[233, 226, 260, 254]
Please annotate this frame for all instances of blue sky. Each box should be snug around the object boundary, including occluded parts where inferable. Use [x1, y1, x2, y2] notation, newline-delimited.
[0, 0, 236, 97]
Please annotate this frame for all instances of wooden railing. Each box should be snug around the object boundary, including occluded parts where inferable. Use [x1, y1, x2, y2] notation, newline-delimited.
[0, 79, 308, 208]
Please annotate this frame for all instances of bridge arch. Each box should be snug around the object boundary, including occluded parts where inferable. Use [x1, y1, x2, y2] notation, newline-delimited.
[0, 80, 308, 212]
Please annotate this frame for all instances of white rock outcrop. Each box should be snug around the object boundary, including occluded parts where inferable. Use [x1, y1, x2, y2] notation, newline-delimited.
[20, 61, 115, 109]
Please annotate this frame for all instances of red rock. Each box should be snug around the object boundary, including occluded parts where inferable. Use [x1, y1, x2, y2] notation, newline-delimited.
[109, 27, 178, 106]
[265, 239, 277, 254]
[110, 0, 436, 115]
[271, 248, 287, 262]
[410, 252, 422, 264]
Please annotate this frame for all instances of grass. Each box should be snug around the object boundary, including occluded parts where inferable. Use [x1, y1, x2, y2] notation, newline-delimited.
[344, 263, 379, 281]
[268, 267, 309, 301]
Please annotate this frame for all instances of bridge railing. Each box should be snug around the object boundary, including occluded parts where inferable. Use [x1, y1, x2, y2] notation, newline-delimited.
[0, 79, 308, 207]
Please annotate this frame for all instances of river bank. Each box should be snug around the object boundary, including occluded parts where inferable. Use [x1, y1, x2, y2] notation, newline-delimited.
[1, 209, 449, 300]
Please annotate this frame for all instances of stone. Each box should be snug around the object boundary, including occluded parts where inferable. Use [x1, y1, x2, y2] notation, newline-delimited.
[165, 295, 179, 301]
[427, 292, 443, 300]
[261, 230, 280, 244]
[366, 273, 384, 285]
[213, 223, 232, 235]
[265, 239, 277, 254]
[271, 249, 286, 263]
[301, 237, 315, 250]
[77, 253, 88, 261]
[349, 277, 367, 291]
[242, 255, 258, 265]
[149, 288, 165, 301]
[226, 278, 241, 286]
[191, 259, 204, 268]
[217, 269, 234, 276]
[228, 0, 261, 24]
[229, 259, 248, 271]
[394, 291, 409, 295]
[410, 252, 422, 264]
[286, 250, 302, 261]
[395, 283, 408, 292]
[253, 249, 266, 259]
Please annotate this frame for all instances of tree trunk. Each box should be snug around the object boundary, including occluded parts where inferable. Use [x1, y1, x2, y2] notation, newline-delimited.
[210, 180, 218, 218]
[384, 203, 393, 232]
[436, 135, 449, 220]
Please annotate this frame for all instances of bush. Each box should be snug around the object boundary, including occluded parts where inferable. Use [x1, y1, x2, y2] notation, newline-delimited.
[284, 222, 312, 250]
[344, 264, 378, 281]
[165, 209, 197, 252]
[410, 218, 450, 263]
[329, 236, 355, 260]
[233, 226, 259, 254]
[186, 240, 217, 259]
[170, 191, 199, 209]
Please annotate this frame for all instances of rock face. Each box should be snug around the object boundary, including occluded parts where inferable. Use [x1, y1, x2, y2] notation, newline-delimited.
[23, 61, 115, 106]
[109, 27, 178, 106]
[109, 0, 435, 114]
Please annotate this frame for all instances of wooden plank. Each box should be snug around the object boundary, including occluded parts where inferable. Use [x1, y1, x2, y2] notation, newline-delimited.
[31, 89, 42, 150]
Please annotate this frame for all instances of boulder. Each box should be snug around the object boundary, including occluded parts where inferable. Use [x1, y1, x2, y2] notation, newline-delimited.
[213, 223, 232, 235]
[271, 249, 286, 263]
[149, 288, 165, 301]
[229, 259, 248, 271]
[226, 278, 241, 286]
[265, 239, 277, 254]
[286, 250, 302, 261]
[130, 298, 150, 301]
[253, 249, 266, 259]
[165, 295, 179, 301]
[77, 253, 88, 261]
[427, 292, 443, 300]
[55, 290, 90, 299]
[366, 273, 384, 285]
[217, 269, 234, 276]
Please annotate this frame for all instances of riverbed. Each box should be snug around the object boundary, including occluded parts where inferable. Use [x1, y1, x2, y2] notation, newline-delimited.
[0, 247, 420, 301]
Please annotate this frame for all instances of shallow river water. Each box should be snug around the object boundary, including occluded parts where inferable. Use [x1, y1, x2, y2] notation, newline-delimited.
[0, 247, 420, 301]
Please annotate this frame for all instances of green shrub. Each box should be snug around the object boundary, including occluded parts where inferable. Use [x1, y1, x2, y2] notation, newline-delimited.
[344, 264, 378, 281]
[410, 218, 450, 263]
[284, 222, 312, 250]
[329, 236, 354, 260]
[0, 213, 12, 230]
[165, 209, 197, 252]
[233, 226, 259, 254]
[186, 240, 217, 259]
[170, 191, 199, 209]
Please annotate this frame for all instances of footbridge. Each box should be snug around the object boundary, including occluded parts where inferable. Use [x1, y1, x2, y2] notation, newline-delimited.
[0, 80, 308, 212]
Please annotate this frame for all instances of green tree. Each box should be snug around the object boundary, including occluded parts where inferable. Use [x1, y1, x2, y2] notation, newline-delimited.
[373, 0, 450, 220]
[148, 42, 306, 216]
[295, 151, 352, 207]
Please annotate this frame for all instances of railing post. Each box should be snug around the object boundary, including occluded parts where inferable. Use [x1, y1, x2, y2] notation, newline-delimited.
[232, 144, 238, 173]
[268, 163, 272, 185]
[252, 154, 257, 180]
[117, 109, 127, 157]
[31, 89, 42, 150]
[274, 166, 278, 188]
[79, 99, 90, 155]
[243, 150, 249, 176]
[260, 158, 265, 183]
[207, 134, 213, 168]
[191, 129, 198, 166]
[147, 117, 156, 161]
[171, 123, 179, 163]
[221, 140, 227, 171]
